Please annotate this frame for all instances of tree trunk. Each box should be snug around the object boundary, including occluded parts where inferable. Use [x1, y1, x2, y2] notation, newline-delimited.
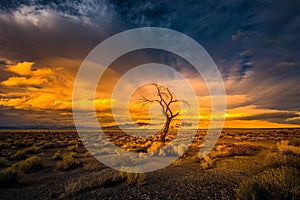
[161, 118, 171, 143]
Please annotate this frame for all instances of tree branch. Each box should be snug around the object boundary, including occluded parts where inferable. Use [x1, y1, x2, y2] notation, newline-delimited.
[137, 83, 189, 143]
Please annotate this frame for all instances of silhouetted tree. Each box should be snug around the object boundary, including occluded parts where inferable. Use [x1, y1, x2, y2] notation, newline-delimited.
[139, 83, 188, 143]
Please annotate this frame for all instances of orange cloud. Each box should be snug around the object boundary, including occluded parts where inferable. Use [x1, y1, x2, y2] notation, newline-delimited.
[0, 96, 27, 109]
[1, 76, 47, 86]
[6, 61, 56, 76]
[7, 61, 33, 75]
[224, 120, 300, 128]
[1, 61, 299, 129]
[0, 61, 72, 111]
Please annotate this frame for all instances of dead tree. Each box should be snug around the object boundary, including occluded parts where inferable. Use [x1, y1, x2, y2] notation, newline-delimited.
[139, 83, 188, 143]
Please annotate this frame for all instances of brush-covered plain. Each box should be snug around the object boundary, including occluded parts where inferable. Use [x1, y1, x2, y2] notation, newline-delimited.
[0, 129, 299, 199]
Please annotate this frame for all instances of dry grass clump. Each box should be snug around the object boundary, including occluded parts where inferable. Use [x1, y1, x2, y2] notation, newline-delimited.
[147, 142, 164, 153]
[236, 167, 300, 200]
[264, 140, 300, 169]
[82, 151, 92, 158]
[67, 144, 79, 152]
[0, 141, 12, 149]
[61, 173, 127, 197]
[40, 142, 56, 149]
[68, 139, 80, 146]
[200, 156, 215, 170]
[190, 154, 201, 163]
[277, 140, 300, 156]
[62, 180, 81, 197]
[53, 150, 62, 160]
[172, 159, 183, 167]
[26, 145, 40, 153]
[237, 140, 300, 199]
[10, 149, 27, 160]
[56, 152, 82, 171]
[10, 145, 40, 160]
[200, 143, 262, 170]
[210, 143, 262, 159]
[123, 172, 146, 186]
[118, 166, 146, 186]
[225, 143, 261, 156]
[5, 156, 43, 174]
[265, 153, 300, 169]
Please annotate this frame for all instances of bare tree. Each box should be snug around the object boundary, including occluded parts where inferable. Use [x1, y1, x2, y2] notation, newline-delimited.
[139, 83, 188, 143]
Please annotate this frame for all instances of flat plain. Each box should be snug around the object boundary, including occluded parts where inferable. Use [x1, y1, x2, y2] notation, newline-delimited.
[0, 129, 299, 199]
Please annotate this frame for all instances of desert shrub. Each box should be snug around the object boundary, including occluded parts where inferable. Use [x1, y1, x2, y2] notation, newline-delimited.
[0, 170, 19, 188]
[56, 152, 81, 171]
[10, 149, 27, 160]
[63, 180, 81, 196]
[82, 151, 92, 158]
[40, 142, 55, 149]
[67, 144, 79, 152]
[199, 143, 261, 170]
[208, 143, 261, 160]
[0, 157, 9, 168]
[53, 150, 62, 160]
[61, 174, 126, 197]
[190, 154, 201, 163]
[277, 140, 300, 156]
[123, 172, 146, 186]
[227, 143, 261, 156]
[6, 156, 43, 174]
[56, 141, 69, 148]
[0, 141, 12, 149]
[26, 145, 40, 154]
[200, 156, 215, 170]
[172, 159, 183, 167]
[64, 151, 79, 159]
[209, 150, 229, 159]
[236, 167, 300, 200]
[10, 145, 40, 160]
[147, 142, 164, 153]
[68, 140, 78, 146]
[265, 153, 300, 169]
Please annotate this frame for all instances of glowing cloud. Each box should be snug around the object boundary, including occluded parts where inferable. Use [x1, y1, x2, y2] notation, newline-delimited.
[1, 76, 47, 86]
[7, 61, 34, 75]
[0, 61, 71, 112]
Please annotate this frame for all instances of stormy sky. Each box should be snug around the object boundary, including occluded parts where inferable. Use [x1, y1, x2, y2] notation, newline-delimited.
[0, 0, 299, 128]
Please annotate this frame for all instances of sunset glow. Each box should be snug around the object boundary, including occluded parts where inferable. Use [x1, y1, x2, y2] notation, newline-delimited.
[0, 1, 299, 129]
[0, 59, 299, 129]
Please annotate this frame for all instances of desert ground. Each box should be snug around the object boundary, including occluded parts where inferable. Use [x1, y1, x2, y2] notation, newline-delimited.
[0, 129, 299, 199]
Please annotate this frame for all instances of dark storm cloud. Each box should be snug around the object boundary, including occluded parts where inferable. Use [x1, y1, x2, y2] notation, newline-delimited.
[0, 59, 10, 67]
[112, 0, 300, 113]
[0, 105, 73, 127]
[109, 0, 300, 125]
[0, 0, 122, 62]
[236, 112, 298, 120]
[231, 112, 300, 125]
